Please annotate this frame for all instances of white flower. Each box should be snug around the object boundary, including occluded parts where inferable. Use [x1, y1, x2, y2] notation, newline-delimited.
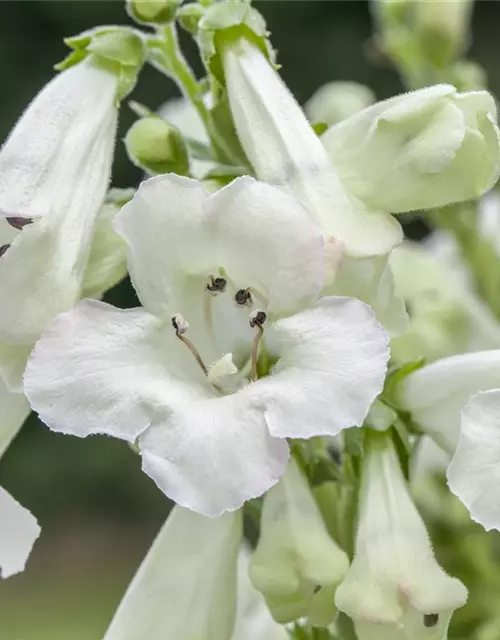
[335, 431, 467, 640]
[223, 37, 500, 258]
[233, 549, 288, 640]
[249, 459, 349, 625]
[24, 174, 389, 516]
[398, 350, 500, 453]
[390, 242, 500, 363]
[447, 389, 500, 531]
[0, 486, 40, 579]
[0, 58, 119, 392]
[104, 506, 242, 640]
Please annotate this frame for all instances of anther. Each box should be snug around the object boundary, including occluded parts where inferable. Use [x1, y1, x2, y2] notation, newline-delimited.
[235, 288, 252, 307]
[6, 216, 33, 230]
[423, 614, 439, 628]
[0, 244, 10, 258]
[171, 313, 208, 376]
[249, 310, 267, 382]
[206, 276, 227, 295]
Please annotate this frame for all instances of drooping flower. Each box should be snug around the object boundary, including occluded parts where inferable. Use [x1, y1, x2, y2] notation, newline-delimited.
[335, 430, 467, 639]
[218, 30, 499, 258]
[249, 459, 349, 625]
[447, 389, 500, 531]
[25, 174, 389, 516]
[104, 506, 242, 640]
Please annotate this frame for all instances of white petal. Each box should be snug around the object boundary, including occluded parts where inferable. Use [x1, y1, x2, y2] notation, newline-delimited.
[0, 487, 40, 578]
[398, 351, 500, 453]
[256, 297, 389, 439]
[116, 174, 325, 318]
[447, 389, 500, 531]
[354, 607, 454, 640]
[0, 379, 30, 459]
[0, 60, 118, 350]
[140, 390, 290, 517]
[104, 506, 242, 640]
[24, 300, 211, 443]
[322, 85, 500, 213]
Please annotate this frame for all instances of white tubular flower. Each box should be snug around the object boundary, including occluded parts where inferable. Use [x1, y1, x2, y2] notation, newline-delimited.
[233, 549, 288, 640]
[222, 37, 500, 258]
[0, 487, 40, 579]
[390, 242, 500, 363]
[335, 431, 467, 640]
[398, 351, 500, 453]
[447, 389, 500, 531]
[104, 506, 242, 640]
[24, 174, 389, 516]
[0, 57, 119, 392]
[249, 459, 349, 626]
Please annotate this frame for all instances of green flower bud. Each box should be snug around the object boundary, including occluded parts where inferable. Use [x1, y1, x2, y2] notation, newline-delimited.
[125, 116, 189, 175]
[177, 3, 206, 34]
[126, 0, 179, 25]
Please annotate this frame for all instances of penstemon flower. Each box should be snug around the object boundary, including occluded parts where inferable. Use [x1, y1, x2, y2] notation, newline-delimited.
[335, 430, 467, 640]
[104, 506, 242, 640]
[24, 174, 389, 516]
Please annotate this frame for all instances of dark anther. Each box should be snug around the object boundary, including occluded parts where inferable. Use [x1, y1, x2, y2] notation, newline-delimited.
[235, 288, 252, 306]
[0, 244, 10, 258]
[250, 310, 267, 328]
[6, 216, 33, 230]
[423, 614, 439, 628]
[206, 276, 227, 294]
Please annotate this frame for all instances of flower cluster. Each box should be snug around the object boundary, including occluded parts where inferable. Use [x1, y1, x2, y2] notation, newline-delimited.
[3, 1, 500, 639]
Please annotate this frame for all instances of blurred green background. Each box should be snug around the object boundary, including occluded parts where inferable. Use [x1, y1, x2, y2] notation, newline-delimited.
[2, 2, 500, 638]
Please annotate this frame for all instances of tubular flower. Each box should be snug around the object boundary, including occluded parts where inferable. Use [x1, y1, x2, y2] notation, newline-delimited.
[24, 174, 389, 517]
[335, 431, 467, 640]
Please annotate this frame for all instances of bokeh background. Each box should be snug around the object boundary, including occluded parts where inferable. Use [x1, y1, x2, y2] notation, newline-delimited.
[1, 2, 500, 638]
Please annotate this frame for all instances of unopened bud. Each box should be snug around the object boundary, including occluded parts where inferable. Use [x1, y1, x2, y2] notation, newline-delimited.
[126, 0, 179, 25]
[125, 117, 189, 175]
[177, 3, 206, 35]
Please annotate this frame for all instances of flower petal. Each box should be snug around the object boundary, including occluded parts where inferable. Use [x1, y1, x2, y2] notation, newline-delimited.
[256, 297, 389, 439]
[398, 351, 500, 453]
[115, 174, 325, 318]
[104, 506, 242, 640]
[0, 379, 30, 459]
[24, 299, 211, 443]
[447, 389, 500, 531]
[0, 487, 40, 579]
[139, 390, 290, 517]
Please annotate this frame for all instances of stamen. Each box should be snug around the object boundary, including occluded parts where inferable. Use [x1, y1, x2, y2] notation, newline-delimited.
[0, 244, 10, 258]
[235, 288, 252, 307]
[171, 314, 208, 376]
[206, 275, 227, 295]
[249, 310, 267, 382]
[6, 216, 33, 230]
[423, 614, 439, 628]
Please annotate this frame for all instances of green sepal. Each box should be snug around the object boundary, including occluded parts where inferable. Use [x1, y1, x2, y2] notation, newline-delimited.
[383, 357, 425, 404]
[177, 3, 206, 35]
[312, 122, 329, 136]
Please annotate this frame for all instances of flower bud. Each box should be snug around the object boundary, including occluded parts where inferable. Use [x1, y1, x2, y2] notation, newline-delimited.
[177, 3, 206, 34]
[125, 116, 190, 175]
[335, 431, 467, 639]
[249, 459, 349, 625]
[305, 82, 376, 126]
[126, 0, 179, 24]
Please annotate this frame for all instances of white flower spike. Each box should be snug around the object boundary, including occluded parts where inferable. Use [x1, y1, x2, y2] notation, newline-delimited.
[447, 389, 500, 532]
[0, 487, 40, 579]
[0, 57, 119, 393]
[24, 174, 389, 517]
[249, 459, 349, 625]
[398, 350, 500, 453]
[104, 506, 242, 640]
[335, 431, 467, 640]
[223, 37, 500, 258]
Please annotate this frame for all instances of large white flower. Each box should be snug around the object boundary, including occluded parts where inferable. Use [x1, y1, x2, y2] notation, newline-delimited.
[335, 431, 467, 640]
[24, 174, 389, 516]
[104, 506, 242, 640]
[0, 58, 119, 393]
[447, 389, 500, 531]
[222, 36, 500, 258]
